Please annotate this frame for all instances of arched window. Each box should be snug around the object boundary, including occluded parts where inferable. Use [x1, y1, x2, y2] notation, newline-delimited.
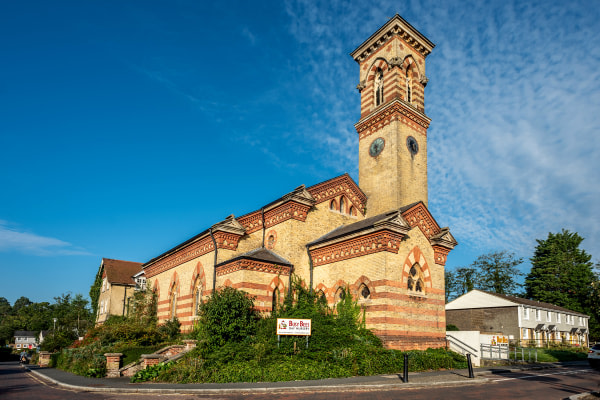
[407, 263, 425, 294]
[335, 287, 346, 303]
[374, 68, 384, 106]
[406, 74, 412, 104]
[339, 197, 346, 214]
[193, 284, 202, 317]
[316, 290, 326, 304]
[170, 284, 178, 320]
[272, 288, 280, 312]
[349, 206, 356, 216]
[330, 199, 337, 211]
[359, 284, 370, 300]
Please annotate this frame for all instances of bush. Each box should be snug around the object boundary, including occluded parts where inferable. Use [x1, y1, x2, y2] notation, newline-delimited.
[143, 279, 468, 383]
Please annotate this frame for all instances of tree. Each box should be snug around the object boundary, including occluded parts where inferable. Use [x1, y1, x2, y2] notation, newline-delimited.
[445, 270, 458, 302]
[454, 267, 479, 296]
[525, 230, 595, 313]
[471, 251, 523, 295]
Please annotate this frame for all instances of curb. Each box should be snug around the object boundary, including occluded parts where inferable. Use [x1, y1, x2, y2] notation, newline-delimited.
[25, 367, 489, 394]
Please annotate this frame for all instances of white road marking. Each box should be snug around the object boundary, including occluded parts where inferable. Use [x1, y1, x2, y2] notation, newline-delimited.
[490, 368, 593, 382]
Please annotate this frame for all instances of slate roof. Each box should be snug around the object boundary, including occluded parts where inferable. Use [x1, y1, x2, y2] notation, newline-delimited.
[308, 202, 420, 246]
[102, 258, 143, 285]
[483, 291, 588, 317]
[215, 247, 292, 267]
[13, 331, 36, 337]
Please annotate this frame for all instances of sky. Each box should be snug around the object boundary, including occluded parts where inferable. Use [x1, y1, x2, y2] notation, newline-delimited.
[1, 0, 599, 305]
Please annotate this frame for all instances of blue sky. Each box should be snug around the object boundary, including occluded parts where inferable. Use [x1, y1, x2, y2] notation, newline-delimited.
[1, 0, 599, 305]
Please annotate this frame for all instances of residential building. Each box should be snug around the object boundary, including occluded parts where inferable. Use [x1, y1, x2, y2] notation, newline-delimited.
[95, 258, 143, 324]
[446, 290, 589, 347]
[13, 331, 37, 350]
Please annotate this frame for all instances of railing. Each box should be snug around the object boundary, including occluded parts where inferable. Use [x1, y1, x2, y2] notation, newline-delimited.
[480, 343, 509, 360]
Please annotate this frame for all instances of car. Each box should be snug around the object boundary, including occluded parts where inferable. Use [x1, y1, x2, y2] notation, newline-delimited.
[588, 343, 600, 368]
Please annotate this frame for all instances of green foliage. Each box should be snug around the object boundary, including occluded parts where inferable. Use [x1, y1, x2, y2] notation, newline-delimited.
[52, 342, 107, 377]
[194, 286, 259, 348]
[525, 230, 599, 340]
[131, 361, 173, 383]
[157, 318, 181, 341]
[150, 278, 467, 384]
[446, 324, 460, 331]
[41, 330, 78, 352]
[89, 270, 103, 318]
[472, 251, 523, 295]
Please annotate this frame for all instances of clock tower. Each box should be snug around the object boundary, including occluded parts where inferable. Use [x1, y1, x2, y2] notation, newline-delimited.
[352, 15, 435, 216]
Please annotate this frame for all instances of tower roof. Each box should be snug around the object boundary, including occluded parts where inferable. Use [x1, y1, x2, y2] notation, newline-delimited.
[350, 14, 435, 62]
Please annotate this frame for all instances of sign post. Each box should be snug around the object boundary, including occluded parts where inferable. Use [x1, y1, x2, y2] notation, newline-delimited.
[276, 318, 312, 349]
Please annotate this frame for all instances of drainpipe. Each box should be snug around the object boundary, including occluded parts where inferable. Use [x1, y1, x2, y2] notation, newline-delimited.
[122, 286, 129, 316]
[261, 207, 266, 248]
[306, 245, 314, 293]
[209, 228, 218, 292]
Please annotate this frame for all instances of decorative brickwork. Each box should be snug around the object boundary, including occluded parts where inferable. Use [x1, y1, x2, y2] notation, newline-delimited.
[216, 259, 292, 277]
[310, 230, 405, 267]
[308, 174, 366, 215]
[432, 245, 451, 266]
[401, 203, 441, 240]
[264, 201, 311, 227]
[238, 211, 263, 234]
[355, 100, 430, 141]
[212, 231, 242, 250]
[401, 246, 432, 289]
[145, 236, 214, 278]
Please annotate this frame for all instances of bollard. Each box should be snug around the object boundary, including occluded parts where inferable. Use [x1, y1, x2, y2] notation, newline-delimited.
[403, 353, 409, 383]
[467, 354, 474, 378]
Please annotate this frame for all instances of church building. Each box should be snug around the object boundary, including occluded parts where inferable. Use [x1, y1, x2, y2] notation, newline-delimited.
[140, 15, 457, 350]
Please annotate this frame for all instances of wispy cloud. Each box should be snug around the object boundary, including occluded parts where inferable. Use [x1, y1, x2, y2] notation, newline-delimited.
[283, 0, 600, 262]
[0, 221, 90, 256]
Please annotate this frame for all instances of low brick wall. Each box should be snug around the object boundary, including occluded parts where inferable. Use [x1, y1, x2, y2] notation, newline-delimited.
[104, 353, 122, 378]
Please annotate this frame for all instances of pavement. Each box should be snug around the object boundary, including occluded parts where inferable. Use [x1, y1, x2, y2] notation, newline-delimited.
[22, 360, 595, 396]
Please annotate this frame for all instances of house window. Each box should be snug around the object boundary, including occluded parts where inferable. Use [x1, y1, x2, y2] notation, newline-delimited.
[546, 311, 551, 322]
[523, 307, 529, 320]
[557, 313, 561, 323]
[535, 309, 541, 321]
[522, 328, 529, 339]
[579, 317, 584, 326]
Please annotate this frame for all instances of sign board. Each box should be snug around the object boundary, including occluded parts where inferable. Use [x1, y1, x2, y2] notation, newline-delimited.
[277, 318, 311, 336]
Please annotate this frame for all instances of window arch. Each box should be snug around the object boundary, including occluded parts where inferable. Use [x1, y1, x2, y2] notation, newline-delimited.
[339, 197, 346, 214]
[407, 263, 425, 294]
[316, 289, 326, 303]
[374, 67, 384, 106]
[349, 206, 356, 216]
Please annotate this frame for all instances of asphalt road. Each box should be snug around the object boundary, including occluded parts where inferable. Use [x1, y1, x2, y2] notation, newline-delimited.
[1, 361, 598, 400]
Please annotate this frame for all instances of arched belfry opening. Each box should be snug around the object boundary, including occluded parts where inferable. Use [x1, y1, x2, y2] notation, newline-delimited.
[374, 67, 384, 106]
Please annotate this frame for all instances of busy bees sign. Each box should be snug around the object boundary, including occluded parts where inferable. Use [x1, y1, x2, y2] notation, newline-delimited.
[277, 318, 312, 336]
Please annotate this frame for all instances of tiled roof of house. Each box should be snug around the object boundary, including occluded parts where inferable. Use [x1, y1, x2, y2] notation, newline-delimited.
[102, 258, 143, 285]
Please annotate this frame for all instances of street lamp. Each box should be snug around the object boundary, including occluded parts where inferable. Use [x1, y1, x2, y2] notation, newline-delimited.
[53, 318, 57, 330]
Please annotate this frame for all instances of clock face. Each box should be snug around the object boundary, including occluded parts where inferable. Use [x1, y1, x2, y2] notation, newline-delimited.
[369, 137, 385, 157]
[406, 136, 419, 155]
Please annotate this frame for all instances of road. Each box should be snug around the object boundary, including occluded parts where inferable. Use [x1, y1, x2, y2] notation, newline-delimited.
[0, 361, 598, 400]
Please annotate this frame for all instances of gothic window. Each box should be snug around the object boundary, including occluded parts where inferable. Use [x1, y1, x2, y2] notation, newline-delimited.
[272, 288, 280, 312]
[359, 284, 370, 300]
[193, 283, 202, 317]
[330, 199, 337, 211]
[406, 75, 412, 104]
[339, 197, 346, 214]
[335, 287, 346, 303]
[316, 290, 326, 303]
[349, 206, 356, 216]
[170, 284, 178, 320]
[374, 68, 384, 106]
[407, 263, 425, 294]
